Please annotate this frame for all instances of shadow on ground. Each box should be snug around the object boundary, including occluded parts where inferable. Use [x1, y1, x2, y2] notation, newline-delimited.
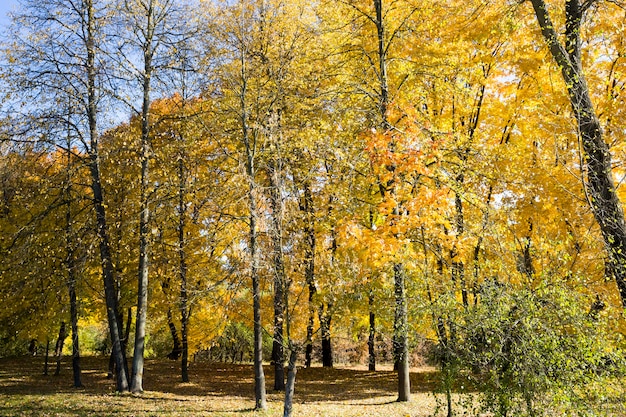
[0, 355, 441, 403]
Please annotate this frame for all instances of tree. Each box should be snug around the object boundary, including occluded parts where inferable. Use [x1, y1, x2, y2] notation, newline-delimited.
[1, 0, 130, 392]
[325, 0, 423, 400]
[211, 0, 270, 407]
[527, 0, 626, 307]
[112, 0, 189, 393]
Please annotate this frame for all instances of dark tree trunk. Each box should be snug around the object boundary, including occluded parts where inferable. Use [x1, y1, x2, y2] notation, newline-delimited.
[64, 165, 82, 388]
[436, 317, 453, 417]
[251, 196, 266, 409]
[83, 0, 128, 392]
[283, 346, 299, 417]
[43, 338, 50, 376]
[368, 290, 376, 371]
[319, 305, 333, 368]
[123, 307, 132, 356]
[178, 155, 190, 383]
[372, 0, 410, 400]
[268, 152, 286, 391]
[69, 281, 82, 387]
[54, 321, 67, 376]
[108, 306, 130, 381]
[239, 33, 266, 409]
[181, 305, 189, 382]
[131, 63, 151, 396]
[453, 190, 468, 308]
[302, 181, 316, 369]
[530, 0, 626, 307]
[166, 308, 182, 360]
[88, 49, 129, 397]
[393, 264, 410, 402]
[245, 108, 266, 410]
[179, 219, 190, 383]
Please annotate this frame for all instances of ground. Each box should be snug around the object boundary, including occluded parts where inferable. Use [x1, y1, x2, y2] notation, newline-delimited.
[0, 356, 450, 416]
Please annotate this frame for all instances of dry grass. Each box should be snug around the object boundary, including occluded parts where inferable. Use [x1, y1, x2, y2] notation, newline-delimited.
[0, 356, 452, 416]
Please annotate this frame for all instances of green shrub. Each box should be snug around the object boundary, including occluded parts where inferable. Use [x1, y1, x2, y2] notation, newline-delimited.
[433, 278, 624, 417]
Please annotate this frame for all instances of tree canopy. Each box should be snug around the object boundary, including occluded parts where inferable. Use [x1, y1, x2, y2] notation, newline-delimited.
[1, 0, 625, 415]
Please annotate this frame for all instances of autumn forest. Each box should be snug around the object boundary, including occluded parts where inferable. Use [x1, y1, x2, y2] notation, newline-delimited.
[1, 0, 626, 416]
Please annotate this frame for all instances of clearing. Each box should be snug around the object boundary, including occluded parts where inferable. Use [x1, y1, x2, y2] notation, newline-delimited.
[0, 356, 451, 416]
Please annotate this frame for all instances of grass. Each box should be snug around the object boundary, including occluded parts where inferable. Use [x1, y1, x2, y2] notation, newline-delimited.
[0, 356, 451, 416]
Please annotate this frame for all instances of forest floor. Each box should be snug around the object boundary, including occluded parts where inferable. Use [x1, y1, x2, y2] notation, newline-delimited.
[0, 355, 459, 416]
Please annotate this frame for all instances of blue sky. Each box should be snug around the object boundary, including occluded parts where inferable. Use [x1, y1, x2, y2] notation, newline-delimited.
[0, 0, 17, 28]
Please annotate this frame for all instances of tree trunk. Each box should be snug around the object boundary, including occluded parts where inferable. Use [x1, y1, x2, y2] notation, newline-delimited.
[529, 0, 626, 307]
[130, 68, 151, 395]
[64, 162, 82, 388]
[166, 308, 182, 360]
[393, 264, 410, 401]
[251, 189, 267, 409]
[368, 290, 376, 371]
[453, 189, 468, 308]
[319, 305, 333, 368]
[69, 280, 82, 387]
[54, 321, 67, 376]
[178, 156, 190, 382]
[302, 181, 316, 369]
[43, 338, 50, 376]
[85, 0, 129, 388]
[108, 307, 131, 380]
[436, 317, 453, 417]
[124, 307, 132, 357]
[181, 304, 189, 382]
[269, 157, 286, 391]
[283, 346, 299, 417]
[241, 42, 267, 408]
[86, 0, 129, 390]
[240, 30, 266, 409]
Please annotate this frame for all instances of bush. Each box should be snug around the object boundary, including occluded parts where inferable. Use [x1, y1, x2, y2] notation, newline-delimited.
[433, 278, 624, 417]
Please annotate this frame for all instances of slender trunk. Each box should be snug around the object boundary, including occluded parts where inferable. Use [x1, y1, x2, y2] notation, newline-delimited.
[283, 346, 299, 417]
[319, 305, 333, 368]
[131, 0, 158, 392]
[92, 156, 128, 392]
[131, 74, 151, 395]
[437, 317, 453, 417]
[108, 307, 129, 380]
[69, 281, 82, 387]
[54, 321, 67, 376]
[166, 308, 182, 360]
[373, 0, 410, 399]
[453, 189, 468, 308]
[124, 307, 132, 356]
[64, 158, 82, 388]
[178, 157, 190, 382]
[181, 305, 189, 382]
[85, 0, 128, 392]
[393, 264, 410, 401]
[303, 182, 316, 369]
[269, 157, 285, 391]
[44, 339, 50, 376]
[305, 288, 315, 368]
[251, 189, 266, 408]
[368, 290, 376, 371]
[238, 28, 266, 407]
[320, 200, 337, 369]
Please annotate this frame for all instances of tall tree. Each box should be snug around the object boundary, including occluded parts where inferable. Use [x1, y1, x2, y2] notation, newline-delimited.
[2, 0, 130, 392]
[527, 0, 626, 307]
[211, 0, 269, 407]
[113, 0, 181, 393]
